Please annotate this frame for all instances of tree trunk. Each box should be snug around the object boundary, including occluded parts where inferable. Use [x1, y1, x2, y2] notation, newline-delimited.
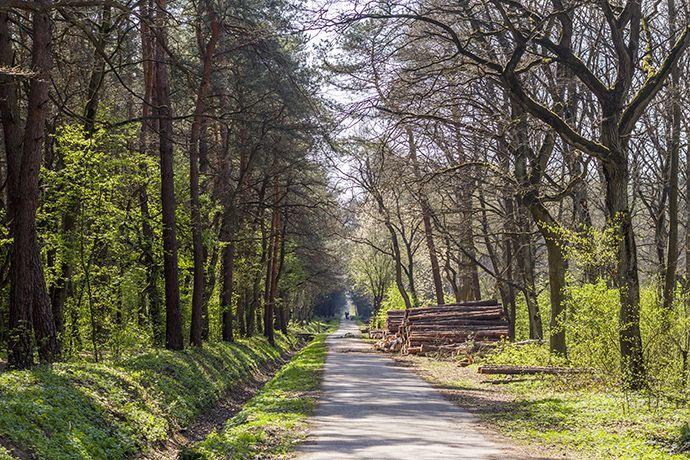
[264, 175, 282, 345]
[189, 1, 219, 346]
[201, 237, 219, 340]
[387, 220, 413, 309]
[220, 210, 235, 342]
[662, 0, 681, 312]
[83, 5, 111, 134]
[456, 184, 481, 301]
[512, 102, 567, 354]
[407, 127, 444, 304]
[3, 4, 59, 367]
[154, 0, 183, 350]
[514, 203, 543, 340]
[602, 147, 645, 389]
[137, 0, 163, 346]
[545, 238, 567, 355]
[275, 205, 289, 335]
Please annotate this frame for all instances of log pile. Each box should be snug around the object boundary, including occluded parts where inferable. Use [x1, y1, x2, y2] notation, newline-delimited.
[386, 309, 405, 334]
[402, 300, 509, 355]
[368, 329, 386, 340]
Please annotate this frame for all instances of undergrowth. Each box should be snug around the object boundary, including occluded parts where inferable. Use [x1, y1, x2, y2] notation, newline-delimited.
[183, 328, 333, 459]
[0, 333, 299, 459]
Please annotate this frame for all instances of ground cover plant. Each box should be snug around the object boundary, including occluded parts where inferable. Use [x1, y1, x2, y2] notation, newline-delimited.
[399, 346, 690, 459]
[184, 329, 333, 459]
[0, 334, 298, 459]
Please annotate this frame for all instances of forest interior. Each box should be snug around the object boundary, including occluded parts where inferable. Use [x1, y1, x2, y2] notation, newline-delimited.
[1, 0, 690, 459]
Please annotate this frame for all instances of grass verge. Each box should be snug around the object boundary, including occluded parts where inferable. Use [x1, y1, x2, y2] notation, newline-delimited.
[183, 328, 333, 459]
[397, 355, 690, 459]
[0, 333, 302, 459]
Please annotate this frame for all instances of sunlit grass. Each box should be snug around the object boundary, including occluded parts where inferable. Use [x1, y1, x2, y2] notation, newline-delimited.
[184, 328, 333, 459]
[412, 356, 690, 459]
[0, 334, 298, 459]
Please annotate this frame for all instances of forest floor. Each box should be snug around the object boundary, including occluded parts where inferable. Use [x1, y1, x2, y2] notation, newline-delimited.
[297, 319, 529, 459]
[393, 353, 690, 459]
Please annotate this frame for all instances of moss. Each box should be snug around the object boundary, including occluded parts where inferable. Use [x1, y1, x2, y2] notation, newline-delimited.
[0, 333, 298, 459]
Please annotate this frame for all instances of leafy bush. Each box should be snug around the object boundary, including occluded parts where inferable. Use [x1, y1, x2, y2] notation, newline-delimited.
[485, 341, 568, 368]
[371, 284, 407, 328]
[504, 278, 690, 393]
[564, 280, 621, 381]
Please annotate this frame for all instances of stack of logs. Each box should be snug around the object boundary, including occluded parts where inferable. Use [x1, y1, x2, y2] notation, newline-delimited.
[386, 309, 405, 334]
[389, 300, 509, 355]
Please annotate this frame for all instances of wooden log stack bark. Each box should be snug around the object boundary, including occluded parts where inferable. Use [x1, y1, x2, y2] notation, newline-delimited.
[401, 300, 509, 354]
[386, 310, 405, 334]
[477, 365, 592, 375]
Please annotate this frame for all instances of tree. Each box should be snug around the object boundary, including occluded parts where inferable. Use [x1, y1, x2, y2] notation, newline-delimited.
[189, 0, 219, 347]
[152, 0, 183, 350]
[1, 3, 60, 368]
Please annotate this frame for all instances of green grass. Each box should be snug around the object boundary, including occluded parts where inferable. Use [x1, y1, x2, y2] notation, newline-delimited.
[483, 378, 690, 459]
[0, 333, 299, 459]
[290, 318, 334, 335]
[410, 357, 690, 459]
[183, 329, 333, 459]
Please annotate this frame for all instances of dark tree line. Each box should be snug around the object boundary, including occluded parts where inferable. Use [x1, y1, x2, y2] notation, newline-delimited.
[0, 0, 343, 369]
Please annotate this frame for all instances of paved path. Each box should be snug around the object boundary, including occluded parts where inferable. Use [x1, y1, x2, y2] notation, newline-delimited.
[298, 319, 513, 459]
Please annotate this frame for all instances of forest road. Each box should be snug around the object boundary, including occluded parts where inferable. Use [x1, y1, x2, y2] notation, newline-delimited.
[297, 318, 520, 459]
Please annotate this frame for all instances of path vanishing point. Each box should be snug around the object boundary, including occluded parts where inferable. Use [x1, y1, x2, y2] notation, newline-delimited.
[298, 318, 518, 459]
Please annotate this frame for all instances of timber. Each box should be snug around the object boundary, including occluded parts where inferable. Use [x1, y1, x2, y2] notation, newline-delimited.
[478, 365, 593, 375]
[376, 300, 509, 356]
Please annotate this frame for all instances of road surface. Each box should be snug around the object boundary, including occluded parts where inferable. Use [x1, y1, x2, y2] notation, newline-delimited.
[298, 318, 515, 459]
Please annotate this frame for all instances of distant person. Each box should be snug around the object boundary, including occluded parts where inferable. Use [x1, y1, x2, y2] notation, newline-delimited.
[345, 311, 350, 320]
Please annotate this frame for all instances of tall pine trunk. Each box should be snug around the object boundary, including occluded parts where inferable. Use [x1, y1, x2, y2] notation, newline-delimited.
[154, 0, 183, 350]
[189, 1, 219, 346]
[2, 4, 59, 367]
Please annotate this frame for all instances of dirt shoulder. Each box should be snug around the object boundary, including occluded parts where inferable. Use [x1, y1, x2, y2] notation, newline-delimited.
[389, 352, 689, 459]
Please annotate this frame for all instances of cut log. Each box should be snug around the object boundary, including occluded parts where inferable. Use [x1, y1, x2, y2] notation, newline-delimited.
[407, 310, 505, 322]
[407, 321, 509, 329]
[368, 329, 386, 339]
[477, 365, 593, 375]
[410, 299, 499, 312]
[409, 328, 509, 338]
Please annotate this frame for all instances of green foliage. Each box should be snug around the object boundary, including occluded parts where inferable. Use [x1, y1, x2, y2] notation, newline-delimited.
[544, 214, 620, 279]
[485, 341, 568, 368]
[0, 334, 297, 459]
[40, 124, 163, 357]
[185, 329, 334, 459]
[371, 283, 407, 328]
[564, 280, 621, 381]
[500, 277, 690, 393]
